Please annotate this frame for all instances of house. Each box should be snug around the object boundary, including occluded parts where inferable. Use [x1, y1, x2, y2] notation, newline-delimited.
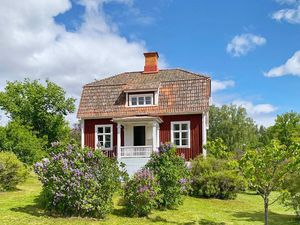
[77, 52, 211, 175]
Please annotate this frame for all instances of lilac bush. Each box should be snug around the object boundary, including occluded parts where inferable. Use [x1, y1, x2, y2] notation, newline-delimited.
[124, 169, 160, 217]
[34, 144, 120, 218]
[146, 142, 190, 209]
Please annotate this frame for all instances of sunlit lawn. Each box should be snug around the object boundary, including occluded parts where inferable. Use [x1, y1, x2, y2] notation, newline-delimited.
[0, 174, 299, 225]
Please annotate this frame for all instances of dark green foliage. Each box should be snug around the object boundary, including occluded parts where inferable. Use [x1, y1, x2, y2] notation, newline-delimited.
[34, 144, 121, 218]
[146, 143, 190, 209]
[208, 105, 258, 151]
[190, 156, 245, 199]
[124, 169, 160, 217]
[0, 151, 28, 191]
[0, 121, 45, 164]
[0, 79, 75, 147]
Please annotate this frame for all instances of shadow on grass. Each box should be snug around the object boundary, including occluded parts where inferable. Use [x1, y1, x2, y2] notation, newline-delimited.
[11, 204, 49, 217]
[198, 219, 226, 225]
[148, 216, 226, 225]
[232, 210, 299, 225]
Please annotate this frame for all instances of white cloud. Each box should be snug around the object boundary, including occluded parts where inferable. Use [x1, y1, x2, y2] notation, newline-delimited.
[212, 95, 278, 127]
[232, 100, 277, 127]
[272, 6, 300, 24]
[265, 50, 300, 77]
[275, 0, 299, 5]
[226, 33, 266, 57]
[211, 80, 235, 93]
[0, 0, 166, 125]
[232, 100, 277, 115]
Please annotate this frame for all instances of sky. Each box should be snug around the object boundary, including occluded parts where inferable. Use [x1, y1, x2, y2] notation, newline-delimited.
[0, 0, 299, 127]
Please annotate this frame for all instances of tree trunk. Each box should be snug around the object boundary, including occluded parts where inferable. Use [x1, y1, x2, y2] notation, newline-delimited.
[264, 196, 269, 225]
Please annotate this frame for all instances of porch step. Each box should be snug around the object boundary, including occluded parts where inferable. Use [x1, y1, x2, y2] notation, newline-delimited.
[119, 157, 150, 177]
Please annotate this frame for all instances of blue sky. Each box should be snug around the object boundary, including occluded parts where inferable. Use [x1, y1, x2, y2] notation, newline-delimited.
[0, 0, 299, 126]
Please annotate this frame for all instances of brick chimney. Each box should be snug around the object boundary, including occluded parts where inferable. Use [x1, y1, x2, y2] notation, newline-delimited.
[143, 52, 159, 73]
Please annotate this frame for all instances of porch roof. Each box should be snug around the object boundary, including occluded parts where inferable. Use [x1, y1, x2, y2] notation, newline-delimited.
[111, 116, 163, 124]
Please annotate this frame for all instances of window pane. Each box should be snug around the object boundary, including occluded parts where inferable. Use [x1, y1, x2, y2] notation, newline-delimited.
[181, 123, 188, 130]
[182, 139, 188, 146]
[105, 142, 111, 148]
[98, 135, 103, 142]
[174, 139, 180, 145]
[182, 132, 188, 139]
[174, 132, 180, 139]
[145, 96, 152, 105]
[173, 124, 180, 131]
[98, 127, 103, 133]
[138, 97, 144, 105]
[131, 97, 137, 105]
[105, 127, 111, 133]
[97, 141, 103, 148]
[105, 135, 111, 142]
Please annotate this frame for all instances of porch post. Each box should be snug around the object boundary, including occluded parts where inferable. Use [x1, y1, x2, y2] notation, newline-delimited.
[152, 122, 157, 152]
[80, 119, 84, 149]
[117, 123, 121, 159]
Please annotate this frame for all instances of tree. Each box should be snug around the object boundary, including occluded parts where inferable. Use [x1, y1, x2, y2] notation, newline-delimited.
[0, 79, 75, 147]
[208, 105, 258, 151]
[205, 138, 231, 159]
[240, 141, 300, 225]
[268, 112, 300, 149]
[0, 121, 46, 164]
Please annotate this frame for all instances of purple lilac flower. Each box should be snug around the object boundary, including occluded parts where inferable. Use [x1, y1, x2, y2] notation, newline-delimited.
[179, 178, 187, 185]
[87, 151, 93, 158]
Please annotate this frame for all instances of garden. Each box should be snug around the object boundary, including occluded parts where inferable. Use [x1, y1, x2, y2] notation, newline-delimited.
[0, 80, 300, 225]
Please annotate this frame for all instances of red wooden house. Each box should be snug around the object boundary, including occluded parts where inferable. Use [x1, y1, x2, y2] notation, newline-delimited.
[77, 52, 211, 174]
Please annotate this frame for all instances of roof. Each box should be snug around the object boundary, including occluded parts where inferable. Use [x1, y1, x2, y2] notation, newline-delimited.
[77, 69, 211, 119]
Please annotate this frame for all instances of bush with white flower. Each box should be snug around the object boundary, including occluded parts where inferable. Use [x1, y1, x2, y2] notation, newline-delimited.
[34, 144, 121, 218]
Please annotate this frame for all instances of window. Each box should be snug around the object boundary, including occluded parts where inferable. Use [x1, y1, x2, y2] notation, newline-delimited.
[171, 121, 190, 148]
[95, 125, 113, 150]
[129, 93, 154, 106]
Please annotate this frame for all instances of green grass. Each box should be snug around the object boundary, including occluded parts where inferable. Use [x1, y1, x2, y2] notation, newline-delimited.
[0, 175, 299, 225]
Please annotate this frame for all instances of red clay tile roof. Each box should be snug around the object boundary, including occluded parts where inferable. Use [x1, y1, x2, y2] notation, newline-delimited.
[77, 69, 211, 118]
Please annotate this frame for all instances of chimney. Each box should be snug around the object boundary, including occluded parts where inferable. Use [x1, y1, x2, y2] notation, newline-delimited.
[143, 52, 159, 73]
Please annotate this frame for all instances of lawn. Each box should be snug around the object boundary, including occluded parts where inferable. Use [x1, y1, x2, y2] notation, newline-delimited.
[0, 175, 299, 225]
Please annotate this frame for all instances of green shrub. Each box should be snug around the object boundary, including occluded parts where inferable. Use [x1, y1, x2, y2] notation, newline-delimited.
[146, 143, 190, 209]
[190, 156, 245, 199]
[34, 144, 120, 218]
[281, 173, 300, 217]
[0, 151, 28, 191]
[124, 169, 160, 217]
[1, 121, 45, 164]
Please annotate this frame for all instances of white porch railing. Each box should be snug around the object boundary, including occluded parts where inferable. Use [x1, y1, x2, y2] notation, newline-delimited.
[120, 146, 153, 158]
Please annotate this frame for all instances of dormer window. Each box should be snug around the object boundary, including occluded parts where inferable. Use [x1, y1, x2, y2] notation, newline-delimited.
[129, 93, 154, 107]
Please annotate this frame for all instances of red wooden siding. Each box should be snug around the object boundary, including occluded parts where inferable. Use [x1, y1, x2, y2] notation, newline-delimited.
[84, 118, 124, 157]
[84, 114, 203, 161]
[160, 114, 202, 161]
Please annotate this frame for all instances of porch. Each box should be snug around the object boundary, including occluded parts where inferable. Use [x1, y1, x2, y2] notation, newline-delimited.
[104, 116, 162, 175]
[114, 116, 162, 159]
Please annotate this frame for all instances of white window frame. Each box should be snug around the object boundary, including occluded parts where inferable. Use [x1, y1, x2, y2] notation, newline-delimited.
[95, 124, 113, 150]
[129, 93, 154, 107]
[171, 121, 190, 148]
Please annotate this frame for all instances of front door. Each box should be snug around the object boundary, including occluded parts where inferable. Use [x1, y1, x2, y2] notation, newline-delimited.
[133, 126, 146, 146]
